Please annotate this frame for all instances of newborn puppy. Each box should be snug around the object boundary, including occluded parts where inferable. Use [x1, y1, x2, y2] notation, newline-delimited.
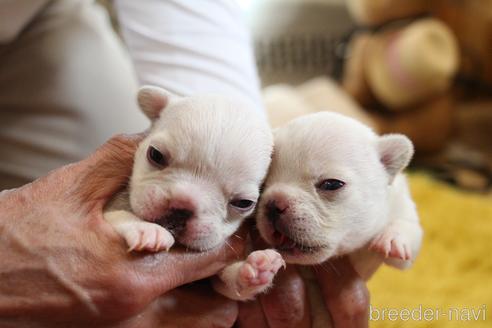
[257, 111, 423, 277]
[104, 86, 283, 300]
[256, 112, 422, 326]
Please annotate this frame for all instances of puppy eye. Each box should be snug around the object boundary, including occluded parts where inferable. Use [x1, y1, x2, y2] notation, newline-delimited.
[147, 146, 168, 168]
[230, 199, 255, 211]
[316, 179, 345, 191]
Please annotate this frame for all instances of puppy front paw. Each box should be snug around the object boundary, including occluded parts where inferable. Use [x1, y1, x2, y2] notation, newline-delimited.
[119, 222, 175, 252]
[369, 227, 412, 261]
[236, 249, 285, 298]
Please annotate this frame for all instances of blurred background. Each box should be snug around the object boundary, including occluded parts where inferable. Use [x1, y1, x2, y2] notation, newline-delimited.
[108, 0, 492, 326]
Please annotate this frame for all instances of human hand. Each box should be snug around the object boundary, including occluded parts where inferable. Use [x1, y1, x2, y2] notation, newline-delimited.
[312, 257, 370, 328]
[237, 256, 369, 328]
[0, 134, 246, 327]
[132, 282, 239, 328]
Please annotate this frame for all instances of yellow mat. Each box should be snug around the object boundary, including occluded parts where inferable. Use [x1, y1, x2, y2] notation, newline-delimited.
[368, 174, 492, 327]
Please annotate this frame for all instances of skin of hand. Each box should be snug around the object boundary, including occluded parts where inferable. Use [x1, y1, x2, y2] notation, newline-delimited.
[0, 134, 247, 327]
[135, 282, 240, 328]
[237, 234, 369, 328]
[313, 257, 370, 328]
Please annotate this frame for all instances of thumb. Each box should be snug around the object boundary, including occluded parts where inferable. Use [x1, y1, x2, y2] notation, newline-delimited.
[75, 133, 145, 204]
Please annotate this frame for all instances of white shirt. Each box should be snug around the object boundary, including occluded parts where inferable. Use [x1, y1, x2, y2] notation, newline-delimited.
[115, 0, 264, 115]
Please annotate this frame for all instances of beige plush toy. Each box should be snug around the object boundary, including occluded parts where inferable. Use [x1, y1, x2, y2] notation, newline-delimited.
[341, 1, 460, 154]
[264, 77, 378, 130]
[365, 18, 459, 110]
[346, 0, 428, 26]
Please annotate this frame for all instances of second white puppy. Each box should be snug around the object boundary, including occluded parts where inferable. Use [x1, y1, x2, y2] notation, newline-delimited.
[104, 86, 283, 301]
[257, 111, 423, 278]
[257, 112, 423, 326]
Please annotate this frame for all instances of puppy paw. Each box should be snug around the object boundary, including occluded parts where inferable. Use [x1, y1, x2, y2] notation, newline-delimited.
[236, 249, 285, 298]
[369, 227, 412, 261]
[119, 222, 175, 252]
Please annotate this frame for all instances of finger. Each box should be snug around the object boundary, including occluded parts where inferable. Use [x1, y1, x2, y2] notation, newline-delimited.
[237, 299, 269, 328]
[77, 133, 146, 203]
[259, 265, 311, 328]
[131, 223, 249, 295]
[314, 257, 369, 328]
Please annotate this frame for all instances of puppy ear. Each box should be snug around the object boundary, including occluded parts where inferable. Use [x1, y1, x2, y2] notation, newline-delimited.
[377, 134, 414, 184]
[137, 86, 171, 120]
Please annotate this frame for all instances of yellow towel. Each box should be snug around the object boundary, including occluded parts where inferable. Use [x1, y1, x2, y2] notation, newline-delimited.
[368, 174, 492, 327]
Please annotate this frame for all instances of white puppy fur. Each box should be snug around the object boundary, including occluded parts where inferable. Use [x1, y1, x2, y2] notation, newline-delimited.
[257, 111, 423, 278]
[256, 112, 423, 326]
[104, 86, 283, 301]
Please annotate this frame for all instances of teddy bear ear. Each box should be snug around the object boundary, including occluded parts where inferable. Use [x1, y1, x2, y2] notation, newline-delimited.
[377, 134, 414, 184]
[137, 86, 171, 120]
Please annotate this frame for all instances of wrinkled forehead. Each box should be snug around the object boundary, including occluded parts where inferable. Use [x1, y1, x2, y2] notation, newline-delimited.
[271, 121, 379, 181]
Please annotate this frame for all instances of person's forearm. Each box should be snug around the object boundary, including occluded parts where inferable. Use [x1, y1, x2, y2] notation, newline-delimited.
[114, 0, 265, 116]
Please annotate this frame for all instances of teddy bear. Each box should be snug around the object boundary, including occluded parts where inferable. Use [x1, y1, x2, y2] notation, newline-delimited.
[341, 0, 460, 154]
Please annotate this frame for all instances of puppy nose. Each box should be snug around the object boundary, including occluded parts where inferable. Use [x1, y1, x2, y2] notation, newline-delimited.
[169, 208, 193, 220]
[165, 208, 194, 234]
[266, 200, 288, 222]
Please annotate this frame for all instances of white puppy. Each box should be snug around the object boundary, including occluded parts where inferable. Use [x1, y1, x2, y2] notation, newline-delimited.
[256, 112, 423, 324]
[104, 86, 283, 300]
[258, 111, 422, 275]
